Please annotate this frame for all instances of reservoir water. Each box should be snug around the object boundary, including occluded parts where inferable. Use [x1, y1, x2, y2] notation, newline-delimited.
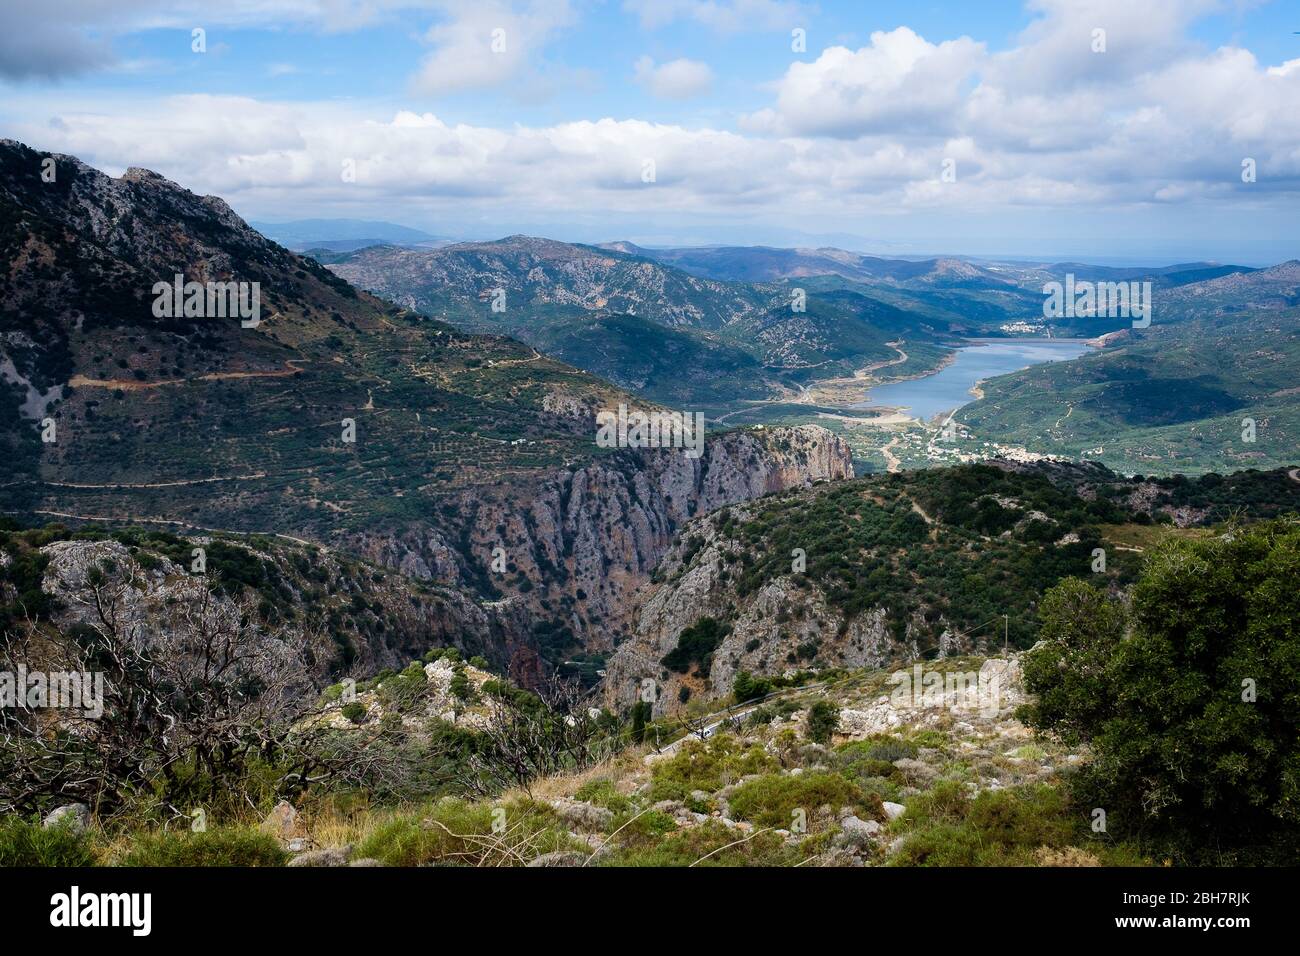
[854, 338, 1092, 421]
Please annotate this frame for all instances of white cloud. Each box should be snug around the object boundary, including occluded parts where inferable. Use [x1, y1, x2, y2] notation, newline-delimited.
[409, 0, 575, 95]
[633, 56, 713, 99]
[4, 0, 1299, 234]
[743, 28, 985, 138]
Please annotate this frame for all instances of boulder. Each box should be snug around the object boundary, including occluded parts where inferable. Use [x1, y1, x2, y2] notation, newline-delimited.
[882, 801, 906, 821]
[43, 804, 90, 831]
[287, 845, 353, 867]
[259, 800, 302, 842]
[526, 851, 587, 868]
[549, 798, 614, 831]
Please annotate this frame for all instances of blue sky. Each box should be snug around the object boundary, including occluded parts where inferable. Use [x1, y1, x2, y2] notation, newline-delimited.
[2, 1, 1299, 263]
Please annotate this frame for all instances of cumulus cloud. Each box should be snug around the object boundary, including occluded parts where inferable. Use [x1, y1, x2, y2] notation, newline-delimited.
[0, 1, 475, 79]
[3, 0, 1298, 232]
[410, 0, 575, 95]
[633, 56, 713, 99]
[743, 28, 985, 138]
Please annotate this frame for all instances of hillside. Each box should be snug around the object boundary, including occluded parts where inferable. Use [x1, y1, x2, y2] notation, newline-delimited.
[0, 521, 509, 680]
[0, 140, 852, 674]
[956, 308, 1300, 474]
[324, 238, 956, 410]
[603, 460, 1299, 714]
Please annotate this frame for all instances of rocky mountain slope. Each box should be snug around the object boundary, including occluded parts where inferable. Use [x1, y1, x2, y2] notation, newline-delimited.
[323, 237, 955, 409]
[0, 139, 851, 676]
[0, 522, 512, 681]
[603, 459, 1300, 714]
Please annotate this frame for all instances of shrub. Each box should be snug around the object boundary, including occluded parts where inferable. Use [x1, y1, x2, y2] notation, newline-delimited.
[573, 779, 632, 814]
[356, 799, 575, 866]
[647, 734, 778, 802]
[1021, 522, 1300, 863]
[599, 820, 804, 867]
[733, 670, 772, 703]
[661, 617, 727, 675]
[0, 818, 96, 867]
[121, 828, 287, 867]
[888, 782, 1095, 867]
[805, 700, 839, 744]
[727, 772, 881, 830]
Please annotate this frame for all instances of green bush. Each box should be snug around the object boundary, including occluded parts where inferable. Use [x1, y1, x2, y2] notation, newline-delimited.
[0, 818, 97, 867]
[727, 772, 881, 830]
[121, 828, 287, 867]
[600, 820, 804, 867]
[356, 800, 575, 866]
[733, 670, 772, 703]
[805, 700, 839, 744]
[648, 734, 778, 802]
[1021, 521, 1300, 863]
[661, 617, 727, 675]
[889, 782, 1110, 867]
[573, 779, 632, 814]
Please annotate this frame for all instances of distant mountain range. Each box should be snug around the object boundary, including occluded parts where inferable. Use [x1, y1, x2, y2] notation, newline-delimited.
[0, 139, 849, 675]
[322, 236, 960, 409]
[251, 218, 453, 253]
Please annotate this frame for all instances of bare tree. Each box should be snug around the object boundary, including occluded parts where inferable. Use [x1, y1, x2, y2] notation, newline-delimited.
[462, 673, 618, 798]
[0, 557, 332, 817]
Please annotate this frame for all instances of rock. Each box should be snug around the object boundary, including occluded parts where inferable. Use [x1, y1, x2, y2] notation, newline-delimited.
[286, 838, 308, 853]
[260, 800, 301, 842]
[43, 804, 90, 831]
[882, 801, 906, 821]
[840, 815, 882, 837]
[688, 790, 712, 804]
[549, 798, 614, 831]
[526, 851, 587, 868]
[815, 847, 866, 867]
[348, 858, 382, 867]
[287, 845, 353, 867]
[835, 813, 883, 850]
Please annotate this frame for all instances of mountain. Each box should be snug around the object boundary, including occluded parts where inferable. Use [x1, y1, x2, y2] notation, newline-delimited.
[252, 218, 450, 252]
[604, 459, 1300, 714]
[955, 296, 1300, 474]
[0, 139, 851, 677]
[324, 237, 955, 409]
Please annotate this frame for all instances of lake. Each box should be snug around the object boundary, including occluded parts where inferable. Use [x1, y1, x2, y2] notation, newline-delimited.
[853, 339, 1092, 421]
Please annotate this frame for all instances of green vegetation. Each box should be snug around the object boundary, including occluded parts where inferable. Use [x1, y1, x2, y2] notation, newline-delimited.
[647, 735, 779, 801]
[355, 799, 575, 867]
[716, 464, 1143, 653]
[805, 700, 839, 744]
[119, 828, 287, 867]
[1021, 519, 1300, 864]
[661, 617, 729, 674]
[728, 772, 880, 830]
[885, 781, 1143, 866]
[0, 817, 96, 867]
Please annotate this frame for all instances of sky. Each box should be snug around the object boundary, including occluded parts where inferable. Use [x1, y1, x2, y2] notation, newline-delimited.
[1, 0, 1299, 264]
